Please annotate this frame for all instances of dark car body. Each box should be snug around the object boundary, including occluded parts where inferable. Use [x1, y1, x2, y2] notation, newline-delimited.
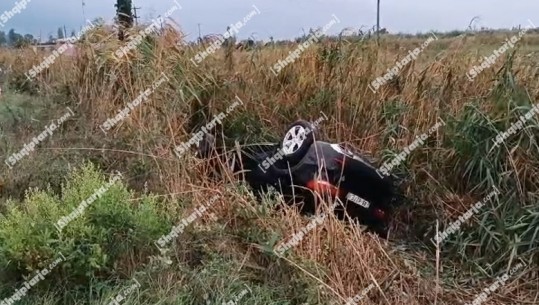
[198, 133, 398, 238]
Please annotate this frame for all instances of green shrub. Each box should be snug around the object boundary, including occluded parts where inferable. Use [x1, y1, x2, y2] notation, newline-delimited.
[0, 163, 172, 293]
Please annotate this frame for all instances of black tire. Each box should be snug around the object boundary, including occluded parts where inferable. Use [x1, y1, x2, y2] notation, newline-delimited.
[279, 120, 315, 165]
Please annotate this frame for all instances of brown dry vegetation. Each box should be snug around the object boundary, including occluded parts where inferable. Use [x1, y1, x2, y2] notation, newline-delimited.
[0, 25, 538, 304]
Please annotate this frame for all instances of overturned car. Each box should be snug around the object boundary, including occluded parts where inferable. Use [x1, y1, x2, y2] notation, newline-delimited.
[194, 120, 401, 238]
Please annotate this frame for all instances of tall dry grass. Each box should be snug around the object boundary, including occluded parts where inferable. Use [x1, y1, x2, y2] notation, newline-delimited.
[0, 24, 538, 304]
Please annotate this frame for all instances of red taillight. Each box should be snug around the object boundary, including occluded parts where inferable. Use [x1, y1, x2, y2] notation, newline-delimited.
[373, 208, 386, 219]
[306, 179, 340, 197]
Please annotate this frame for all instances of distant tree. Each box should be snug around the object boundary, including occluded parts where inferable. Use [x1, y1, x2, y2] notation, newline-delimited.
[7, 29, 16, 44]
[92, 17, 105, 26]
[223, 25, 237, 48]
[0, 31, 6, 46]
[246, 38, 255, 49]
[70, 29, 76, 37]
[7, 29, 23, 46]
[48, 34, 55, 43]
[13, 33, 34, 48]
[57, 27, 64, 39]
[115, 0, 133, 41]
[265, 36, 274, 47]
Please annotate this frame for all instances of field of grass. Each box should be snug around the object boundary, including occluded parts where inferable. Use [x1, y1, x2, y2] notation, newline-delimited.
[0, 25, 538, 304]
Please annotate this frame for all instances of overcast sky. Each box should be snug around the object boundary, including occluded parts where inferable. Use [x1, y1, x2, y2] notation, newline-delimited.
[0, 0, 537, 41]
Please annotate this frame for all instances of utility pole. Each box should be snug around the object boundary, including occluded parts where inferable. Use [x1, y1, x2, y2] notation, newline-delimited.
[376, 0, 380, 43]
[81, 0, 86, 22]
[133, 6, 141, 26]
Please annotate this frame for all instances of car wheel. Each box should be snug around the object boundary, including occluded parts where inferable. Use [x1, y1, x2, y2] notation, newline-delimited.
[279, 120, 315, 165]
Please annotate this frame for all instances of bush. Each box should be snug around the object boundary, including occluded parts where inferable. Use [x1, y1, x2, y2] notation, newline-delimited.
[0, 163, 172, 293]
